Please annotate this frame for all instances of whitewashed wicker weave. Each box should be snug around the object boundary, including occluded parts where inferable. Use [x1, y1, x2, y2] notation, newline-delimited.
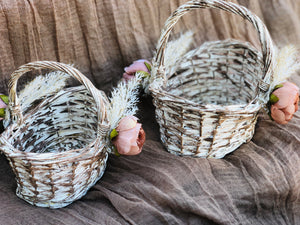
[149, 0, 276, 158]
[0, 61, 110, 208]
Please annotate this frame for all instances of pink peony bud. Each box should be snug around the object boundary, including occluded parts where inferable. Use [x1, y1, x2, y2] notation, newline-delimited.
[112, 116, 146, 155]
[270, 82, 299, 124]
[123, 59, 151, 82]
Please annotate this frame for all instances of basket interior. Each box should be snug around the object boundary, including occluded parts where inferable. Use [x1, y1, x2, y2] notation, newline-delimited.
[165, 40, 264, 106]
[10, 87, 99, 153]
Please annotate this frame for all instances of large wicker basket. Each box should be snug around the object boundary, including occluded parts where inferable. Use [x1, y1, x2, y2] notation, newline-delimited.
[0, 61, 110, 208]
[149, 0, 276, 158]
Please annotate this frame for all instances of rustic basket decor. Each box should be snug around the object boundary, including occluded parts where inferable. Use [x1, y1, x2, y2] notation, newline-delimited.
[149, 0, 276, 158]
[0, 61, 110, 208]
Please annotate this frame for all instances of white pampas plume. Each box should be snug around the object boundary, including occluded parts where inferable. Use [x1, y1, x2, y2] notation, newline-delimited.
[3, 70, 70, 128]
[164, 31, 194, 75]
[149, 31, 194, 91]
[272, 45, 300, 89]
[108, 73, 143, 129]
[18, 70, 70, 111]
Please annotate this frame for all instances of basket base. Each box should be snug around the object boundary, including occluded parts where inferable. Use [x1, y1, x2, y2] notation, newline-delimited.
[158, 112, 258, 159]
[164, 135, 253, 159]
[15, 152, 108, 209]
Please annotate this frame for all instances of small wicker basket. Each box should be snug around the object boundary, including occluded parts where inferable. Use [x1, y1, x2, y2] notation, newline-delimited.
[0, 61, 110, 208]
[149, 0, 276, 158]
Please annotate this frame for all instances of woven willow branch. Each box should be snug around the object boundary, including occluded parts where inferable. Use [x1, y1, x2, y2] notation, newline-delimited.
[0, 61, 110, 208]
[149, 0, 276, 158]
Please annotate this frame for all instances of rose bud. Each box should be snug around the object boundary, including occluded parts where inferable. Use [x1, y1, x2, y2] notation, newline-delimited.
[112, 116, 145, 155]
[123, 59, 151, 82]
[270, 82, 299, 124]
[0, 94, 8, 121]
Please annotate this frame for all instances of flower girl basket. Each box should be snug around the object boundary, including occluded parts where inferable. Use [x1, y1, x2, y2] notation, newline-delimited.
[0, 61, 110, 208]
[149, 0, 276, 158]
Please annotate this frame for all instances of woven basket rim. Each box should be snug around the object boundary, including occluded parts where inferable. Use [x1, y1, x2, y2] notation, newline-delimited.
[150, 86, 261, 113]
[1, 138, 101, 162]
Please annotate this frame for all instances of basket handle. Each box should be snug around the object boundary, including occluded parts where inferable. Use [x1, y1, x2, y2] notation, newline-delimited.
[153, 0, 275, 91]
[8, 61, 109, 137]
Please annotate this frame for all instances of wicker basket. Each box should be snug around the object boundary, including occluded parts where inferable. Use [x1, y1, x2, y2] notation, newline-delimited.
[149, 0, 276, 158]
[0, 61, 110, 208]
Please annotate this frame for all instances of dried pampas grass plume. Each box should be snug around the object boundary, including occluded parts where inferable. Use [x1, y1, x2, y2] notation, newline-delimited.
[108, 73, 143, 130]
[272, 45, 300, 89]
[4, 70, 70, 128]
[18, 70, 70, 112]
[149, 31, 194, 91]
[164, 31, 194, 75]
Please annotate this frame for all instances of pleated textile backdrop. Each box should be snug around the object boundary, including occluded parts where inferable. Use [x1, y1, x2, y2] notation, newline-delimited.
[0, 0, 300, 224]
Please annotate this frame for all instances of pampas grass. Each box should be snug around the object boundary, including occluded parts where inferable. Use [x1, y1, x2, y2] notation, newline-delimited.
[272, 45, 300, 89]
[4, 70, 70, 128]
[108, 73, 143, 129]
[164, 31, 194, 75]
[149, 31, 194, 92]
[18, 71, 70, 112]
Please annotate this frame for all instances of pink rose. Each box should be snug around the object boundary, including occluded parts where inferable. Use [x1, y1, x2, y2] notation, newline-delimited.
[270, 82, 299, 124]
[123, 59, 151, 82]
[0, 94, 8, 121]
[112, 116, 146, 155]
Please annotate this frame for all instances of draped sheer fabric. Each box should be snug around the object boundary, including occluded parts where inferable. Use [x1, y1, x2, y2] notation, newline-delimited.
[0, 0, 299, 224]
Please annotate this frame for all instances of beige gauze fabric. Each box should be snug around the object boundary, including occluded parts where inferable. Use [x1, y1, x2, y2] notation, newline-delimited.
[0, 0, 300, 91]
[0, 0, 300, 224]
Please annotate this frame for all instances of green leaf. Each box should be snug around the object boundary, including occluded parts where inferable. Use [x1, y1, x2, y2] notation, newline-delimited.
[110, 129, 118, 140]
[273, 84, 284, 91]
[144, 62, 152, 72]
[114, 146, 121, 157]
[0, 95, 8, 105]
[0, 108, 5, 118]
[269, 93, 279, 104]
[137, 71, 150, 78]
